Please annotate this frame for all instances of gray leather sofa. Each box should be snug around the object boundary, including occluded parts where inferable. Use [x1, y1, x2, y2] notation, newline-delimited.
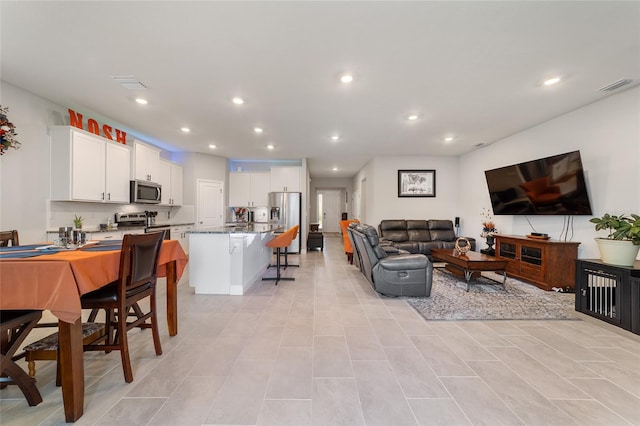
[378, 219, 476, 260]
[349, 223, 433, 297]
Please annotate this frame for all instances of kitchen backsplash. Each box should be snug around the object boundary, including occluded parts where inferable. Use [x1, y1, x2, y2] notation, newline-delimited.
[48, 201, 195, 229]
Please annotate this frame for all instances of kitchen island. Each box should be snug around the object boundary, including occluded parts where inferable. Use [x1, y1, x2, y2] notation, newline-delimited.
[188, 224, 280, 295]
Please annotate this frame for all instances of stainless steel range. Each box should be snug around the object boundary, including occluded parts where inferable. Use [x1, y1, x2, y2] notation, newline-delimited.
[115, 212, 147, 227]
[115, 211, 170, 239]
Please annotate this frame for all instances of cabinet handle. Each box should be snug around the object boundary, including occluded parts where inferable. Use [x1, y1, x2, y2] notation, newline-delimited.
[101, 192, 105, 200]
[107, 193, 111, 201]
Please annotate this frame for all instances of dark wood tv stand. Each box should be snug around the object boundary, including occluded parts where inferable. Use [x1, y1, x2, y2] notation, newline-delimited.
[494, 235, 580, 291]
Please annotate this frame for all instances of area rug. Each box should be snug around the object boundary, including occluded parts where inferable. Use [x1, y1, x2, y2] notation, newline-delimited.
[406, 268, 577, 320]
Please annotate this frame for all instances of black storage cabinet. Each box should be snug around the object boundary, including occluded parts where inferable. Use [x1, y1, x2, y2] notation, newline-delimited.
[307, 232, 324, 251]
[575, 259, 640, 335]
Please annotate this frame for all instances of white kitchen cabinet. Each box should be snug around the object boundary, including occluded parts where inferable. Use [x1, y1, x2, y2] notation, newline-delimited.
[172, 224, 193, 254]
[104, 142, 131, 203]
[270, 166, 301, 192]
[88, 231, 123, 241]
[228, 172, 270, 207]
[159, 160, 184, 206]
[132, 140, 161, 182]
[50, 126, 131, 203]
[170, 163, 183, 206]
[250, 173, 270, 206]
[228, 172, 250, 206]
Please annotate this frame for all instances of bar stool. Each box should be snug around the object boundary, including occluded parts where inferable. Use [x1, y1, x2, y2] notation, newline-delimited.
[263, 225, 299, 285]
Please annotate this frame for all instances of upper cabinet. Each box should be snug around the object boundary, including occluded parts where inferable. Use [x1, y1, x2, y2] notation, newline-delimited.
[229, 172, 270, 207]
[132, 140, 161, 182]
[104, 142, 131, 203]
[270, 166, 301, 192]
[159, 159, 184, 206]
[50, 127, 130, 203]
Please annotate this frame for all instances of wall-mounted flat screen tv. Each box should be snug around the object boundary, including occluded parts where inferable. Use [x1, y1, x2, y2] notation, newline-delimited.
[485, 150, 593, 215]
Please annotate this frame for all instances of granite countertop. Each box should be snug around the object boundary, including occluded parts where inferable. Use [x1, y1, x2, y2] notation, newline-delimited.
[146, 222, 195, 229]
[189, 223, 282, 234]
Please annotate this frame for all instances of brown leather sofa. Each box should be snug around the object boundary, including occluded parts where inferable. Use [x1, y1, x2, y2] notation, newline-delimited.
[378, 219, 476, 260]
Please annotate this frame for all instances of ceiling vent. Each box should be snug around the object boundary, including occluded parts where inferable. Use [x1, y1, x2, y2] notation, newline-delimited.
[597, 79, 633, 93]
[111, 75, 147, 90]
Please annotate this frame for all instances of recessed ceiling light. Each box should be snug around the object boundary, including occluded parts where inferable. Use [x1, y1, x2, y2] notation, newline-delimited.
[543, 77, 561, 86]
[340, 74, 353, 84]
[407, 114, 418, 121]
[331, 135, 340, 141]
[266, 144, 275, 150]
[232, 97, 244, 105]
[444, 136, 454, 142]
[181, 127, 190, 133]
[135, 98, 148, 105]
[208, 144, 217, 149]
[332, 167, 338, 171]
[254, 127, 263, 134]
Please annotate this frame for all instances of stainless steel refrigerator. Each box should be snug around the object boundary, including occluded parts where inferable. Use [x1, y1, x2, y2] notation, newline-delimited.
[268, 192, 302, 253]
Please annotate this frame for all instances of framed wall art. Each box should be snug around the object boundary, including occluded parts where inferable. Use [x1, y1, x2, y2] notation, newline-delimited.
[398, 169, 436, 197]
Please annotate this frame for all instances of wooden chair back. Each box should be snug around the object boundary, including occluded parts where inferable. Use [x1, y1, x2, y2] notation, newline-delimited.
[118, 231, 165, 298]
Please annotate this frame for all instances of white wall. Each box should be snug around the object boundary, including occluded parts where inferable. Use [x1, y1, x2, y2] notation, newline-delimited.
[0, 82, 67, 242]
[458, 86, 640, 259]
[352, 159, 375, 223]
[352, 155, 461, 228]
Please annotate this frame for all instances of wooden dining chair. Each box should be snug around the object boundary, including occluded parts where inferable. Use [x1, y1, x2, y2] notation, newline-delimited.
[0, 230, 19, 247]
[80, 231, 165, 382]
[262, 225, 299, 285]
[1, 310, 43, 406]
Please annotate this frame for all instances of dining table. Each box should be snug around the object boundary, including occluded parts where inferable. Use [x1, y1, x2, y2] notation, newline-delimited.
[0, 238, 188, 422]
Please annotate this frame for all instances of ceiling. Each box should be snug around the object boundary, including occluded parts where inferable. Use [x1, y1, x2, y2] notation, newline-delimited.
[1, 1, 638, 178]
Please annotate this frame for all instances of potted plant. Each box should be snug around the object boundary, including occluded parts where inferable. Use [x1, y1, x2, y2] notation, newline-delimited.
[590, 213, 640, 266]
[73, 215, 83, 229]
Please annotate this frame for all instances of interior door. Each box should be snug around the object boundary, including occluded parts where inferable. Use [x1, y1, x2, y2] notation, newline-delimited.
[197, 179, 224, 230]
[318, 189, 341, 233]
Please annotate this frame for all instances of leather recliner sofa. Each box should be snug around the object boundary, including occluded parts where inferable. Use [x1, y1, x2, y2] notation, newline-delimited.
[349, 223, 433, 297]
[378, 219, 476, 260]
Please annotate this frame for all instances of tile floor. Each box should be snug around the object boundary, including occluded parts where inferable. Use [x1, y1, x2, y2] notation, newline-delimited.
[1, 234, 639, 425]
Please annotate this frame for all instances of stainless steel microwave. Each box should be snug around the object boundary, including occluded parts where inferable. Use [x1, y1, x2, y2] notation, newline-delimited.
[130, 180, 161, 204]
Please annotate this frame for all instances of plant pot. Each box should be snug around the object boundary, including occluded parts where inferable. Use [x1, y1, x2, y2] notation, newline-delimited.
[594, 238, 640, 267]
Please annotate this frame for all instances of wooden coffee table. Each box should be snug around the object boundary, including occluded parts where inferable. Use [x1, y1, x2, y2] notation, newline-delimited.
[430, 248, 510, 291]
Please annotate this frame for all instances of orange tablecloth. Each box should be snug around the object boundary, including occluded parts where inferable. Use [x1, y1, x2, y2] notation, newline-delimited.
[0, 240, 188, 323]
